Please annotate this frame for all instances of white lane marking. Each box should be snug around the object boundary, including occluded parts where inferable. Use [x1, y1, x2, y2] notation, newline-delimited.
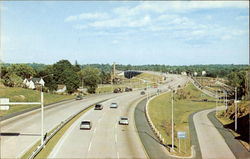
[94, 128, 97, 134]
[50, 120, 79, 158]
[117, 151, 120, 159]
[88, 141, 92, 152]
[115, 134, 118, 143]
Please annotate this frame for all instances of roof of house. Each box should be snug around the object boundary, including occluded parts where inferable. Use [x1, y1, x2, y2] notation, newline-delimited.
[57, 84, 66, 90]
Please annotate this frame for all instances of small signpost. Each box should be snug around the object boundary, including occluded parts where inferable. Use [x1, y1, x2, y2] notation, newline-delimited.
[177, 131, 186, 153]
[0, 98, 10, 110]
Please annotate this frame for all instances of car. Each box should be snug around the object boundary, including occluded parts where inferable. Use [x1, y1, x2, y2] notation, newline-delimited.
[110, 102, 118, 108]
[113, 88, 123, 93]
[80, 120, 92, 130]
[140, 91, 145, 95]
[76, 95, 83, 100]
[94, 103, 103, 110]
[119, 117, 129, 125]
[125, 87, 133, 92]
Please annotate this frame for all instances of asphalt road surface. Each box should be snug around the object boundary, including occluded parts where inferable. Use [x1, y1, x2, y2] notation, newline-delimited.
[0, 93, 122, 158]
[49, 91, 148, 158]
[49, 75, 188, 158]
[0, 74, 187, 158]
[193, 107, 236, 159]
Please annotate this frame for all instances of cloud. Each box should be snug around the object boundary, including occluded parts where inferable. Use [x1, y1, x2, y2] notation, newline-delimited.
[66, 1, 248, 46]
[65, 12, 109, 22]
[113, 1, 248, 16]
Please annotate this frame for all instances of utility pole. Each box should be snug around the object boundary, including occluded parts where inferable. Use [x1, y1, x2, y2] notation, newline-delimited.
[171, 89, 174, 152]
[216, 90, 218, 115]
[235, 87, 237, 132]
[41, 89, 44, 145]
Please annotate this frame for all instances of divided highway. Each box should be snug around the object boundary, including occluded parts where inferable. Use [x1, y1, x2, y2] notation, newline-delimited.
[49, 75, 188, 158]
[0, 74, 188, 158]
[0, 93, 122, 158]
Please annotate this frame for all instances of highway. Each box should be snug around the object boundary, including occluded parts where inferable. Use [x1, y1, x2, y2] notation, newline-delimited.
[49, 75, 188, 158]
[0, 93, 122, 158]
[0, 74, 187, 158]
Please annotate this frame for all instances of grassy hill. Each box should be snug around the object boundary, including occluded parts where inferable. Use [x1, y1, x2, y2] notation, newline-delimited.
[0, 86, 73, 117]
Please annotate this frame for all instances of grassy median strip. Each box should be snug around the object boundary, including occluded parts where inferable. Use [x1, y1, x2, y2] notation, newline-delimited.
[21, 105, 93, 159]
[148, 82, 216, 156]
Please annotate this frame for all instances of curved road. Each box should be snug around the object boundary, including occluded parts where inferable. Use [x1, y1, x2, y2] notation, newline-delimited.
[193, 108, 236, 159]
[0, 93, 122, 158]
[49, 75, 188, 158]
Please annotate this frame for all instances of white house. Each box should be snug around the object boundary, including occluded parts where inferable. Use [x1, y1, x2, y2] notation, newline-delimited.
[181, 72, 187, 76]
[193, 72, 198, 76]
[56, 85, 67, 93]
[23, 78, 45, 89]
[202, 71, 206, 76]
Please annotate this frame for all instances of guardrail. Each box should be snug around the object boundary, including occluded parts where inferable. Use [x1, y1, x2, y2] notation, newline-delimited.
[144, 90, 195, 158]
[28, 99, 108, 159]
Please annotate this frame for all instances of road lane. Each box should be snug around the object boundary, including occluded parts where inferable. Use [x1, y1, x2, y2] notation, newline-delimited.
[49, 75, 188, 159]
[49, 91, 148, 158]
[193, 108, 236, 159]
[0, 93, 122, 158]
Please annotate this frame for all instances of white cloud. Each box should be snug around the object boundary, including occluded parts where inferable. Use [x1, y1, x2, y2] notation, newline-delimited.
[113, 1, 248, 16]
[65, 12, 109, 22]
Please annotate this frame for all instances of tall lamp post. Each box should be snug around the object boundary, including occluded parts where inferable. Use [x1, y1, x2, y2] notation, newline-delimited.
[40, 74, 53, 145]
[235, 87, 237, 132]
[171, 89, 175, 152]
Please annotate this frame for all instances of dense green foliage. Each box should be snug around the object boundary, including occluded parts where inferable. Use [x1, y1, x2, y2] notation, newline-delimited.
[1, 62, 248, 95]
[78, 66, 101, 93]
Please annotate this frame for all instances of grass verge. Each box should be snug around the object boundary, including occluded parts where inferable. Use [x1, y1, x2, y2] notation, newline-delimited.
[0, 87, 73, 117]
[148, 82, 216, 156]
[21, 106, 93, 159]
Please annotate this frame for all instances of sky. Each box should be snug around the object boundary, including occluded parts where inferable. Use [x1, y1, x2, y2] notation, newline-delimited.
[1, 1, 249, 65]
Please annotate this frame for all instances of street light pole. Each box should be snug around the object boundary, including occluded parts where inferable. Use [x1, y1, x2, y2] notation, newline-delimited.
[235, 87, 237, 132]
[41, 89, 44, 145]
[171, 89, 174, 152]
[40, 74, 53, 145]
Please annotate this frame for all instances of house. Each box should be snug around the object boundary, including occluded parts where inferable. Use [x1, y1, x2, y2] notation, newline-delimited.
[56, 85, 67, 93]
[202, 71, 206, 76]
[23, 78, 45, 89]
[181, 72, 187, 76]
[193, 72, 198, 76]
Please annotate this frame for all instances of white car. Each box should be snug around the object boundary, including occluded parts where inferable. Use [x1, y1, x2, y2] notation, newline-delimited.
[80, 120, 92, 130]
[110, 103, 118, 108]
[119, 117, 129, 125]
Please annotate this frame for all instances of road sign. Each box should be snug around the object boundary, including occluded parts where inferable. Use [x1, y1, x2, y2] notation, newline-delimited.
[177, 131, 186, 139]
[0, 98, 10, 110]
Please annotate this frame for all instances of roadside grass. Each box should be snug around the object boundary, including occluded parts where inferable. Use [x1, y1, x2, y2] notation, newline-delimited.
[148, 82, 216, 156]
[216, 100, 250, 150]
[0, 87, 73, 117]
[21, 106, 93, 159]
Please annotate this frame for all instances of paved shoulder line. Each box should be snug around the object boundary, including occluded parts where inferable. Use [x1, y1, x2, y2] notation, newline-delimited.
[207, 111, 250, 158]
[188, 111, 202, 159]
[134, 98, 173, 159]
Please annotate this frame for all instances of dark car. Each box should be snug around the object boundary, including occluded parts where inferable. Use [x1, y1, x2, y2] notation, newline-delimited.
[125, 87, 133, 92]
[113, 88, 123, 93]
[76, 95, 83, 100]
[94, 104, 103, 110]
[141, 91, 145, 95]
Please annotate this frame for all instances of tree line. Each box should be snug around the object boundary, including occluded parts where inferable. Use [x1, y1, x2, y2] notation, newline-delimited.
[1, 61, 249, 98]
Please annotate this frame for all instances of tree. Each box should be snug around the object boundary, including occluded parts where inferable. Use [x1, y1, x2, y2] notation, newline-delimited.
[79, 67, 101, 93]
[7, 64, 35, 79]
[3, 72, 23, 87]
[51, 60, 80, 93]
